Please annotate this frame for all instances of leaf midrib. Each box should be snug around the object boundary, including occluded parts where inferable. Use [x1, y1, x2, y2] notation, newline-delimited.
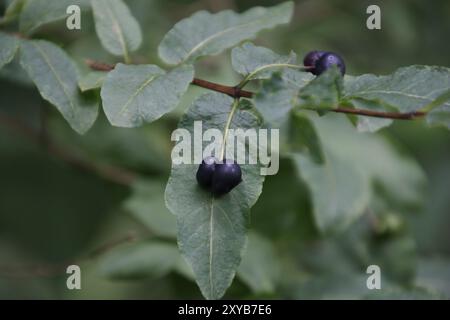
[183, 9, 284, 63]
[345, 89, 450, 107]
[101, 0, 129, 58]
[32, 42, 76, 113]
[245, 63, 298, 80]
[220, 99, 240, 160]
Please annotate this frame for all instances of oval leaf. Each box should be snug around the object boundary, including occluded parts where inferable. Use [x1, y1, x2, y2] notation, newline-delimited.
[158, 1, 294, 65]
[91, 0, 142, 59]
[20, 40, 98, 134]
[165, 93, 265, 299]
[101, 63, 193, 127]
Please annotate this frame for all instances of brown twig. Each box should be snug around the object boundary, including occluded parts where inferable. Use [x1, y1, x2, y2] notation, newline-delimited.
[330, 107, 425, 120]
[85, 60, 253, 98]
[85, 59, 115, 71]
[0, 114, 136, 186]
[85, 59, 428, 120]
[191, 78, 253, 99]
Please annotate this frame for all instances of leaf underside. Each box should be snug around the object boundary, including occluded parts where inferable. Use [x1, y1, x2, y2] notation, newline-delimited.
[91, 0, 142, 57]
[20, 40, 98, 134]
[100, 63, 194, 128]
[158, 1, 294, 65]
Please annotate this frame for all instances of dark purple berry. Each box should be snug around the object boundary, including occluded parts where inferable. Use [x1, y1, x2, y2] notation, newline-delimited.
[315, 52, 346, 76]
[303, 50, 326, 75]
[211, 159, 242, 196]
[196, 156, 217, 189]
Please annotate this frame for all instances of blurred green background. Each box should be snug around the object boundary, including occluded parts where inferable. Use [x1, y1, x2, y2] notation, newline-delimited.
[0, 0, 449, 299]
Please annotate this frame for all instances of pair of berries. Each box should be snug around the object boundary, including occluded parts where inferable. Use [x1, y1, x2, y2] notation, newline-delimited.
[196, 157, 242, 196]
[303, 51, 346, 76]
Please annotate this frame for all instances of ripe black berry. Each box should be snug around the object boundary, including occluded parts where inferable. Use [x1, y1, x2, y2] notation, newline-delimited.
[211, 159, 242, 196]
[303, 50, 326, 75]
[196, 156, 217, 189]
[315, 52, 346, 76]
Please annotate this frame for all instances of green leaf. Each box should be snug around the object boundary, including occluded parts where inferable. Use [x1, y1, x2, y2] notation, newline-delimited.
[343, 65, 450, 131]
[91, 0, 142, 60]
[425, 89, 450, 129]
[165, 93, 265, 299]
[237, 232, 280, 294]
[293, 145, 371, 233]
[343, 66, 450, 113]
[231, 42, 297, 83]
[0, 32, 19, 70]
[19, 0, 89, 34]
[316, 115, 426, 209]
[255, 70, 313, 127]
[288, 111, 324, 163]
[125, 180, 177, 238]
[0, 0, 27, 25]
[294, 66, 343, 111]
[100, 63, 194, 128]
[78, 71, 106, 92]
[158, 1, 294, 65]
[427, 106, 450, 129]
[98, 241, 182, 280]
[288, 65, 450, 132]
[293, 114, 426, 233]
[20, 40, 98, 134]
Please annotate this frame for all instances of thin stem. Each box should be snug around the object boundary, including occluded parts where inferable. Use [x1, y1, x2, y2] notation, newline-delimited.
[85, 59, 115, 71]
[123, 51, 131, 64]
[220, 98, 240, 161]
[85, 59, 428, 120]
[237, 64, 311, 89]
